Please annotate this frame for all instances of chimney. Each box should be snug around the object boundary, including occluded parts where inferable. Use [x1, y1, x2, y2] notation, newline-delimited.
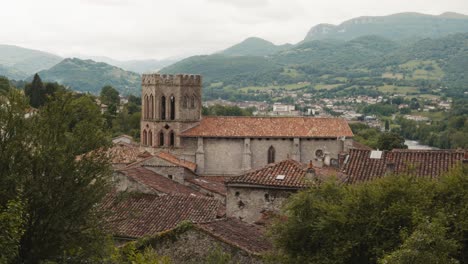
[305, 160, 316, 180]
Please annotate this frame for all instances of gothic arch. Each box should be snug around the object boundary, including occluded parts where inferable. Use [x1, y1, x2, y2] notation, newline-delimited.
[144, 95, 149, 119]
[170, 95, 175, 120]
[169, 130, 175, 147]
[148, 130, 153, 146]
[142, 130, 148, 145]
[190, 95, 196, 108]
[267, 146, 275, 164]
[149, 94, 154, 119]
[183, 95, 188, 108]
[159, 131, 165, 146]
[161, 95, 166, 120]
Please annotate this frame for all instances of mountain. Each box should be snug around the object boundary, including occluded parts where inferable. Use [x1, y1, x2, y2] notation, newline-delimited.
[220, 37, 292, 57]
[77, 56, 177, 74]
[0, 64, 28, 80]
[0, 44, 62, 77]
[304, 12, 468, 42]
[35, 58, 141, 95]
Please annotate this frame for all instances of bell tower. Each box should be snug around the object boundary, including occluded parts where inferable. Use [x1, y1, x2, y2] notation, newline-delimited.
[140, 74, 202, 148]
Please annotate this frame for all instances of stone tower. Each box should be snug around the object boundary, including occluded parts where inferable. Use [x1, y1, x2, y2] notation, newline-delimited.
[140, 74, 202, 148]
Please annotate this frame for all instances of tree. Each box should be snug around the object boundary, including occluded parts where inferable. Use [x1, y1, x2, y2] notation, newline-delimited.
[100, 85, 120, 106]
[0, 76, 10, 95]
[0, 89, 114, 263]
[377, 132, 407, 150]
[384, 120, 390, 131]
[379, 219, 459, 264]
[24, 74, 45, 108]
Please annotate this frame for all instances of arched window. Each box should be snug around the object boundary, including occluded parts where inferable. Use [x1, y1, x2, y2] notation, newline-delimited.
[169, 131, 175, 147]
[183, 96, 188, 108]
[267, 146, 275, 164]
[170, 95, 175, 120]
[144, 95, 149, 119]
[150, 94, 154, 119]
[159, 131, 164, 146]
[143, 130, 147, 145]
[148, 130, 152, 146]
[190, 96, 195, 108]
[161, 96, 166, 120]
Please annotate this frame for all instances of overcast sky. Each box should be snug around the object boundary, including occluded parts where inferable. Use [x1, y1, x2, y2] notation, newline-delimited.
[1, 0, 467, 60]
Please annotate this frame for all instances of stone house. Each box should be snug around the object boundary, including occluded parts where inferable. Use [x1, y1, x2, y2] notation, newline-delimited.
[226, 159, 325, 224]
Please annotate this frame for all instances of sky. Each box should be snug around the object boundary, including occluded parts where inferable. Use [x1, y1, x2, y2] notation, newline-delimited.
[1, 0, 467, 61]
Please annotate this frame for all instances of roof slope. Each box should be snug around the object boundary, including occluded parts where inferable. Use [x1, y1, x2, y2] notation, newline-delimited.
[197, 218, 272, 254]
[227, 159, 309, 189]
[180, 116, 353, 138]
[186, 176, 228, 196]
[118, 167, 202, 196]
[343, 149, 466, 183]
[156, 152, 197, 172]
[103, 193, 222, 238]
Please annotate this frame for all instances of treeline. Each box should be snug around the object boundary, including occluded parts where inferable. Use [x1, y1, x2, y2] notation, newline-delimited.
[202, 104, 255, 116]
[270, 167, 468, 263]
[397, 98, 468, 149]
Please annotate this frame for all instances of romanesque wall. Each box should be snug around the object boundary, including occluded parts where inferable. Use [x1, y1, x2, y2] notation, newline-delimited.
[203, 138, 244, 175]
[250, 139, 294, 169]
[226, 186, 294, 224]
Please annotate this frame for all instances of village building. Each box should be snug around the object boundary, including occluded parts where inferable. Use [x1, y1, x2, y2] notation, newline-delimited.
[140, 73, 354, 176]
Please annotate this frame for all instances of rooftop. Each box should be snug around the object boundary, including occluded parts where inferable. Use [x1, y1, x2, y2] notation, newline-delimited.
[156, 152, 197, 172]
[102, 193, 222, 238]
[343, 149, 467, 183]
[180, 116, 353, 138]
[117, 167, 202, 196]
[186, 176, 228, 196]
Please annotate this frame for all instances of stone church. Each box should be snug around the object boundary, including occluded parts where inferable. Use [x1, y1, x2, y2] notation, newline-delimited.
[140, 73, 354, 176]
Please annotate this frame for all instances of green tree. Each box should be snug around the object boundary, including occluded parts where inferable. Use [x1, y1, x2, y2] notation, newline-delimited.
[0, 197, 27, 263]
[100, 85, 120, 106]
[377, 132, 407, 150]
[0, 76, 10, 95]
[384, 120, 390, 131]
[24, 74, 45, 108]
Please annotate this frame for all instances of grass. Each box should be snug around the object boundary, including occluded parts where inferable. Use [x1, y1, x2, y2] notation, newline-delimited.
[377, 85, 419, 94]
[238, 83, 310, 92]
[314, 83, 342, 90]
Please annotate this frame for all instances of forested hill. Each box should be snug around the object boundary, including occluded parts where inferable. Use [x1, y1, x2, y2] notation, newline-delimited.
[220, 37, 292, 57]
[35, 58, 141, 95]
[160, 33, 468, 97]
[304, 12, 468, 42]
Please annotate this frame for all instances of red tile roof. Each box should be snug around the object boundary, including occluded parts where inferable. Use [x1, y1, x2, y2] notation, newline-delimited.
[103, 193, 222, 238]
[186, 176, 228, 196]
[180, 117, 353, 138]
[107, 143, 151, 165]
[197, 218, 272, 254]
[156, 152, 197, 172]
[343, 149, 466, 184]
[118, 167, 202, 196]
[227, 159, 311, 189]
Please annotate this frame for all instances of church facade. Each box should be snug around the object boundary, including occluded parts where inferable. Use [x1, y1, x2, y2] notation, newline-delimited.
[141, 74, 354, 176]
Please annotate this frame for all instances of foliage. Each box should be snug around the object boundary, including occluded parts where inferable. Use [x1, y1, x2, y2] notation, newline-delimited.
[0, 197, 26, 264]
[0, 88, 114, 263]
[24, 74, 65, 108]
[204, 245, 233, 264]
[202, 104, 254, 116]
[269, 166, 468, 264]
[379, 219, 460, 264]
[117, 243, 172, 264]
[377, 132, 408, 150]
[100, 85, 120, 106]
[350, 123, 407, 150]
[0, 76, 10, 95]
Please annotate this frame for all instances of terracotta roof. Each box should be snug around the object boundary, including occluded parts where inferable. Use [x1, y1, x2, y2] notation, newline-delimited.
[118, 167, 202, 196]
[186, 176, 228, 196]
[343, 149, 466, 184]
[197, 218, 272, 254]
[351, 140, 373, 150]
[227, 159, 310, 189]
[107, 143, 151, 165]
[180, 116, 353, 138]
[156, 152, 197, 172]
[103, 193, 222, 238]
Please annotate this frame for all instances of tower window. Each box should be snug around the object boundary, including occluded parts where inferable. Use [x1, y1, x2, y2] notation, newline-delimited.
[144, 95, 149, 119]
[169, 131, 175, 147]
[267, 146, 275, 164]
[191, 96, 195, 108]
[150, 94, 154, 119]
[143, 130, 147, 145]
[159, 131, 164, 146]
[148, 130, 153, 146]
[183, 96, 188, 108]
[170, 96, 175, 120]
[161, 96, 166, 120]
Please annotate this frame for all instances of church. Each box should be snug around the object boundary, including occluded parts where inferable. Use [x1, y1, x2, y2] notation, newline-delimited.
[140, 73, 354, 176]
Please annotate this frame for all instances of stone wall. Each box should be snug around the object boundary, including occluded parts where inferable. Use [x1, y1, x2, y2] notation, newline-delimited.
[226, 186, 294, 224]
[152, 228, 263, 264]
[203, 138, 244, 175]
[250, 138, 294, 169]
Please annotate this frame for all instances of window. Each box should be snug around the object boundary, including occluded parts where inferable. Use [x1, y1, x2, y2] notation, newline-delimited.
[267, 146, 275, 164]
[315, 149, 324, 158]
[144, 95, 149, 119]
[169, 131, 175, 147]
[168, 175, 173, 180]
[143, 130, 147, 145]
[161, 96, 166, 120]
[170, 96, 175, 120]
[190, 96, 195, 108]
[183, 96, 188, 108]
[159, 131, 164, 146]
[148, 130, 152, 146]
[149, 94, 154, 119]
